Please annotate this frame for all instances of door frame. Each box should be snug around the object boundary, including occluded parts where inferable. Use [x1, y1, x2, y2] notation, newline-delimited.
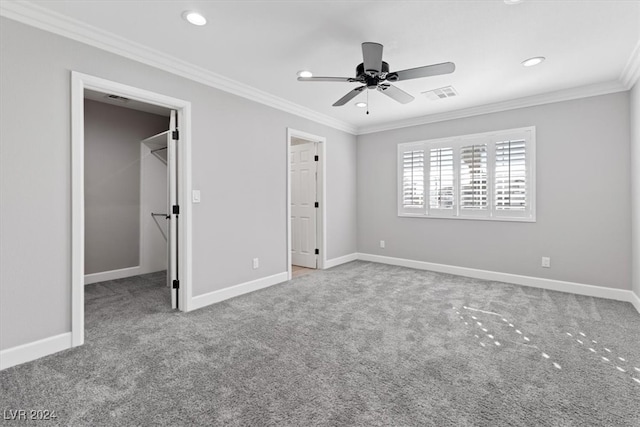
[71, 71, 193, 347]
[286, 128, 326, 279]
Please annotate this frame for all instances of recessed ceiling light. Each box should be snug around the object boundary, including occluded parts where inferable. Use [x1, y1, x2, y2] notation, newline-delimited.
[182, 11, 207, 26]
[504, 0, 523, 4]
[297, 70, 313, 78]
[522, 56, 545, 67]
[355, 102, 367, 108]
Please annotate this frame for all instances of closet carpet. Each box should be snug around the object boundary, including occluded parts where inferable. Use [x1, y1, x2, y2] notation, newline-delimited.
[1, 262, 639, 426]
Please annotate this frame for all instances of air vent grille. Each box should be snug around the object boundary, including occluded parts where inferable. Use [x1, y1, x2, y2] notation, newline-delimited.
[422, 86, 458, 101]
[105, 94, 130, 102]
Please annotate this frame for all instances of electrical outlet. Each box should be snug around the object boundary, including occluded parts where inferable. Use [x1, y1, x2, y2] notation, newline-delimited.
[252, 258, 259, 269]
[541, 257, 551, 268]
[380, 240, 385, 249]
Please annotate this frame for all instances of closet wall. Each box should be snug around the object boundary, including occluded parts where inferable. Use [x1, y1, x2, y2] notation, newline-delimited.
[84, 99, 168, 276]
[140, 136, 169, 275]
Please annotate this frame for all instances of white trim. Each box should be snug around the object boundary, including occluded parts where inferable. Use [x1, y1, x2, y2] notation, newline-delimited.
[0, 333, 72, 370]
[71, 71, 84, 347]
[3, 1, 639, 138]
[630, 291, 640, 314]
[72, 72, 194, 349]
[181, 103, 194, 312]
[6, 258, 637, 370]
[190, 272, 289, 311]
[325, 253, 359, 269]
[396, 213, 535, 223]
[357, 253, 640, 313]
[621, 40, 640, 89]
[84, 266, 142, 285]
[357, 81, 627, 135]
[0, 1, 355, 135]
[2, 2, 636, 137]
[397, 126, 536, 222]
[286, 128, 327, 280]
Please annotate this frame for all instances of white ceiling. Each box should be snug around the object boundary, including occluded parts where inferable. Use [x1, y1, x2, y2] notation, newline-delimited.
[12, 1, 640, 132]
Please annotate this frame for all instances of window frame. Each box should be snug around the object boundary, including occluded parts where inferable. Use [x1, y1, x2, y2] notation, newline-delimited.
[397, 126, 536, 222]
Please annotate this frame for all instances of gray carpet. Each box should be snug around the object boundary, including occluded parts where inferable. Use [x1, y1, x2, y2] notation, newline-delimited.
[1, 261, 639, 426]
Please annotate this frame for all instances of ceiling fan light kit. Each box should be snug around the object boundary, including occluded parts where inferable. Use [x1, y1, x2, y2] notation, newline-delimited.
[298, 42, 455, 109]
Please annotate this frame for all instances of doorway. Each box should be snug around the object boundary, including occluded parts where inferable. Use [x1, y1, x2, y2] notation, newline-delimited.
[287, 128, 326, 280]
[71, 72, 192, 348]
[82, 95, 172, 292]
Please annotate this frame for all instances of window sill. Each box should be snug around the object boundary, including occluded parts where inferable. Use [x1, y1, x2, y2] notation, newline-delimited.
[398, 213, 536, 223]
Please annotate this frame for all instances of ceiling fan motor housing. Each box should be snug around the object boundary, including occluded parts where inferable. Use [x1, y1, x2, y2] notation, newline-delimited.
[357, 61, 394, 88]
[356, 61, 389, 76]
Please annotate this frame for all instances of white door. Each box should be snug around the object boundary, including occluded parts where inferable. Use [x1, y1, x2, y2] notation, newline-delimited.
[291, 142, 317, 268]
[167, 110, 179, 309]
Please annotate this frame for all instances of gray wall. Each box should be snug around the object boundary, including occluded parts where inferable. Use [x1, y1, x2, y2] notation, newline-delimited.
[632, 83, 640, 298]
[84, 100, 168, 274]
[357, 93, 631, 290]
[0, 18, 357, 350]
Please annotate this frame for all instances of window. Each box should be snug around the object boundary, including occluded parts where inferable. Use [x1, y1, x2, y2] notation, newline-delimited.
[401, 149, 425, 209]
[429, 147, 454, 212]
[460, 144, 488, 211]
[397, 127, 535, 221]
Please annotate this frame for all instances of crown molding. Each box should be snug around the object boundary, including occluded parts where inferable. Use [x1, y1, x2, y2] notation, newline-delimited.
[0, 1, 357, 135]
[1, 1, 636, 137]
[620, 39, 640, 90]
[356, 80, 627, 135]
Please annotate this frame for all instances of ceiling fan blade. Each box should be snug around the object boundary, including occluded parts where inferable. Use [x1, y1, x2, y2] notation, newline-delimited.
[333, 85, 366, 106]
[377, 83, 414, 104]
[362, 42, 383, 74]
[391, 62, 456, 81]
[297, 76, 359, 82]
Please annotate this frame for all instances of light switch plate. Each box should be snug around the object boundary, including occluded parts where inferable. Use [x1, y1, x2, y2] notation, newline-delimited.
[192, 190, 201, 203]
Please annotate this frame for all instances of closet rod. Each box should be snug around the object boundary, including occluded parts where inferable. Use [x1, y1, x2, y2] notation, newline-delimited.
[150, 147, 167, 154]
[151, 213, 169, 219]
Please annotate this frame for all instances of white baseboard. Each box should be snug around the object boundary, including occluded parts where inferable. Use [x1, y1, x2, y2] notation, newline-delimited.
[190, 272, 289, 311]
[84, 266, 142, 285]
[0, 333, 72, 370]
[358, 253, 640, 313]
[324, 253, 359, 269]
[630, 291, 640, 313]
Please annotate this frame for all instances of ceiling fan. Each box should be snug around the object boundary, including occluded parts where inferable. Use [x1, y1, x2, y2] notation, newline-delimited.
[298, 42, 455, 107]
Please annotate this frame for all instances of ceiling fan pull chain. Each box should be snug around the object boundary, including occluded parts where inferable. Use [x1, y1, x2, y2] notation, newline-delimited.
[366, 89, 370, 115]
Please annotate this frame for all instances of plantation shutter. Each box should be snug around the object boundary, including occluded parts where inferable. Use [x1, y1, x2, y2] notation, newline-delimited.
[495, 139, 527, 211]
[460, 144, 488, 211]
[397, 127, 534, 221]
[401, 149, 425, 211]
[429, 147, 455, 211]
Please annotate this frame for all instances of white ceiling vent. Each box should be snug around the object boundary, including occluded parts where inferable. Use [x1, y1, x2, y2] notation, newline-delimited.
[105, 94, 130, 103]
[422, 86, 458, 101]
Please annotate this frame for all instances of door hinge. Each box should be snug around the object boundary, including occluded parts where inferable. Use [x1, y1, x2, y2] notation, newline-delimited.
[314, 202, 319, 208]
[315, 248, 319, 255]
[172, 280, 180, 289]
[172, 130, 179, 140]
[172, 205, 180, 215]
[314, 155, 319, 161]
